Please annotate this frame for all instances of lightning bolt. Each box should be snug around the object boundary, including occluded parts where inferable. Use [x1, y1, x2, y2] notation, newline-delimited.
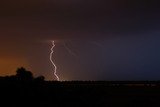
[50, 40, 60, 81]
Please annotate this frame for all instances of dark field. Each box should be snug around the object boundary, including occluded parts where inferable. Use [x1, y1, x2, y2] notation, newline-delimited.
[1, 79, 160, 107]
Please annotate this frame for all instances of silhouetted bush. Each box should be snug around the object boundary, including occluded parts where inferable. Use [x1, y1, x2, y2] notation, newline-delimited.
[34, 76, 45, 82]
[16, 67, 33, 81]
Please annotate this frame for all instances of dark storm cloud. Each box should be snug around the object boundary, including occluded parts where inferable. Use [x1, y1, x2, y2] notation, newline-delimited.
[0, 0, 160, 80]
[0, 0, 160, 40]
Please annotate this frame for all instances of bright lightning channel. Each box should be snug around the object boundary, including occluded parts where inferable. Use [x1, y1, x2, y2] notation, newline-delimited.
[50, 40, 60, 81]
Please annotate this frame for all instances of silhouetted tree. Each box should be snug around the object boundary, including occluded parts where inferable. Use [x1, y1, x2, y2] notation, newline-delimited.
[16, 67, 33, 81]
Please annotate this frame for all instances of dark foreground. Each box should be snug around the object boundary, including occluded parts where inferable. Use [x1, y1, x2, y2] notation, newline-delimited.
[1, 80, 160, 107]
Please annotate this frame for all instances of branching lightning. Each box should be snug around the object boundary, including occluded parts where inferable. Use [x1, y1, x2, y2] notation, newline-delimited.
[50, 40, 60, 81]
[63, 42, 77, 57]
[89, 41, 104, 48]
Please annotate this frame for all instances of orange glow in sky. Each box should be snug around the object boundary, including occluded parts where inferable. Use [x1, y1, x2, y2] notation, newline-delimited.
[0, 57, 30, 76]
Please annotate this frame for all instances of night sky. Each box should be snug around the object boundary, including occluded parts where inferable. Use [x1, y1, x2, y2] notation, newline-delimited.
[0, 0, 160, 80]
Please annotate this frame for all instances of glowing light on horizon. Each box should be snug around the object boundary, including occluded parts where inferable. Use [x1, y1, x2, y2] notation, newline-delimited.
[50, 40, 60, 81]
